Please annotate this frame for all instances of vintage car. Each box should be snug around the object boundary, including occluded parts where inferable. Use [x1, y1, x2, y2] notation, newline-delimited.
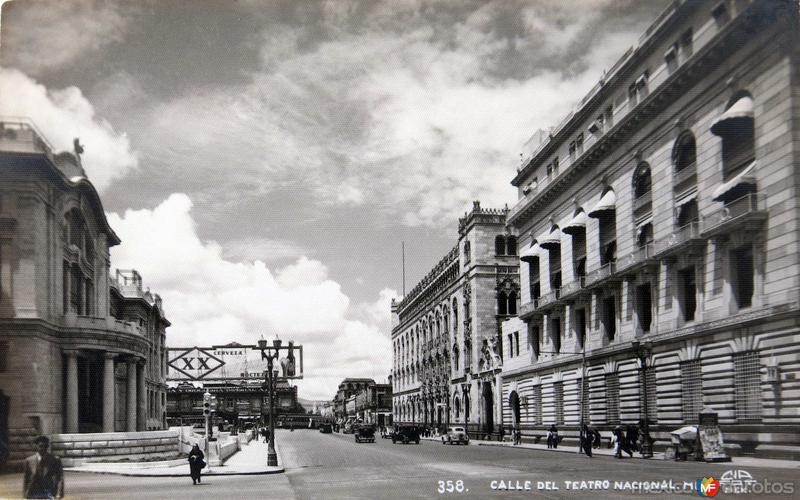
[319, 423, 333, 433]
[381, 426, 394, 439]
[354, 424, 376, 443]
[391, 425, 421, 444]
[442, 426, 469, 445]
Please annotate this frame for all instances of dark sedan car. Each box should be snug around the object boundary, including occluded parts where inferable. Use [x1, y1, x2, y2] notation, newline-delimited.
[391, 425, 421, 444]
[319, 423, 333, 433]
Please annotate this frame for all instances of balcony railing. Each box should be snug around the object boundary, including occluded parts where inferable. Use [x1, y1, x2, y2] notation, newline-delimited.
[702, 193, 766, 237]
[560, 277, 586, 300]
[653, 221, 702, 257]
[538, 289, 561, 308]
[585, 262, 616, 287]
[518, 299, 540, 319]
[616, 242, 656, 274]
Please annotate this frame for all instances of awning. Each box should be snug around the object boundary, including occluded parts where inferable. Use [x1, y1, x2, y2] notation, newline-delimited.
[710, 96, 754, 136]
[519, 241, 539, 263]
[712, 161, 757, 203]
[675, 190, 697, 208]
[538, 227, 562, 250]
[562, 210, 587, 236]
[588, 190, 616, 218]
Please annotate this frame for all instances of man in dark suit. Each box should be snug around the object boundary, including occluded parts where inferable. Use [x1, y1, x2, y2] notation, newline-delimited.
[23, 436, 64, 499]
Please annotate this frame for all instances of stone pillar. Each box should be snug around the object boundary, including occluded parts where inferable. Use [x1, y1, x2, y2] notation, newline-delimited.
[65, 351, 79, 433]
[155, 388, 162, 429]
[127, 360, 137, 432]
[137, 361, 146, 431]
[103, 353, 116, 432]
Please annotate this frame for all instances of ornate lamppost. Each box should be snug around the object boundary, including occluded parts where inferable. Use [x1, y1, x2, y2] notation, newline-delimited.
[258, 338, 282, 467]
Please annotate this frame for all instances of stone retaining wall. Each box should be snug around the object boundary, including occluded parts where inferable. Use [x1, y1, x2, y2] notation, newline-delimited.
[50, 430, 180, 466]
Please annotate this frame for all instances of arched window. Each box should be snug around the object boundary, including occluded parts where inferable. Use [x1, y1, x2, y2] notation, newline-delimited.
[452, 342, 459, 370]
[508, 291, 517, 315]
[677, 199, 699, 227]
[463, 241, 471, 262]
[452, 299, 459, 335]
[495, 235, 506, 255]
[454, 395, 461, 419]
[673, 132, 696, 172]
[506, 236, 517, 256]
[633, 163, 651, 199]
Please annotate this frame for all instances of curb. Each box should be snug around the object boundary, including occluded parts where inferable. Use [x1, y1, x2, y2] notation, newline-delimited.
[64, 467, 285, 477]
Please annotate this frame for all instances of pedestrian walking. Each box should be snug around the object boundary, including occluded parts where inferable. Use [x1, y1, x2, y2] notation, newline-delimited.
[592, 427, 602, 449]
[188, 443, 205, 485]
[23, 436, 64, 499]
[546, 424, 558, 449]
[580, 424, 593, 457]
[513, 427, 522, 446]
[626, 424, 639, 453]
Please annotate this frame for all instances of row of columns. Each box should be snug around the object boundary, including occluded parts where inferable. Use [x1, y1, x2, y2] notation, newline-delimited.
[64, 350, 146, 433]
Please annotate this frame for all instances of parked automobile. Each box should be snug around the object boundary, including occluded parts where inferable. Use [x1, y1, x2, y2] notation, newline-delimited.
[354, 424, 376, 443]
[442, 426, 469, 445]
[319, 423, 333, 433]
[391, 425, 421, 444]
[381, 426, 394, 439]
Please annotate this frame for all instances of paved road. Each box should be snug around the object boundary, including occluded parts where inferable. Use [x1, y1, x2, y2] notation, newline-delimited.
[0, 430, 796, 499]
[276, 430, 797, 499]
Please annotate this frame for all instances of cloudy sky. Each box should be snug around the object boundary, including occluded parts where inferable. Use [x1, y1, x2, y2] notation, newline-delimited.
[0, 0, 669, 399]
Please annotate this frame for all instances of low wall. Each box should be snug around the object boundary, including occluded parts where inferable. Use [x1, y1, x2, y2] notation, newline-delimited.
[212, 439, 239, 466]
[50, 430, 180, 466]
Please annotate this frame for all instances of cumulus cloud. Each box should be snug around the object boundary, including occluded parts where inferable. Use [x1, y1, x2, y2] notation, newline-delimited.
[0, 0, 132, 76]
[107, 193, 397, 399]
[121, 0, 665, 228]
[0, 67, 138, 190]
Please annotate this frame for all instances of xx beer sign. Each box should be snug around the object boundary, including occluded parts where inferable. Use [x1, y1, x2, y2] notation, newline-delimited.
[168, 347, 225, 380]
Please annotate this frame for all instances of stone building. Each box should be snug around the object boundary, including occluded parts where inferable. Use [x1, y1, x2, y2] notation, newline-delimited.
[503, 0, 799, 457]
[0, 119, 169, 464]
[333, 378, 375, 421]
[352, 383, 393, 427]
[391, 202, 520, 436]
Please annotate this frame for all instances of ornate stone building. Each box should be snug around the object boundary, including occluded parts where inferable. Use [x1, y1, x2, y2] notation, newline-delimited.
[503, 0, 799, 457]
[391, 202, 519, 436]
[0, 119, 169, 464]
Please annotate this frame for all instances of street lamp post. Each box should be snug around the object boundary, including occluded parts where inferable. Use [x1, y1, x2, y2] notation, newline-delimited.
[258, 338, 282, 467]
[633, 340, 653, 459]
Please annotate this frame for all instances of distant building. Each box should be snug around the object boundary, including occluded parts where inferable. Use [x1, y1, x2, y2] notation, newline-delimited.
[391, 201, 520, 437]
[0, 119, 169, 466]
[166, 380, 298, 428]
[504, 0, 799, 456]
[333, 378, 375, 421]
[352, 383, 393, 426]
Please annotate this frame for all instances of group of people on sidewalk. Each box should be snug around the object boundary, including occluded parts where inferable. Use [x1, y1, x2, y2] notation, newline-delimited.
[513, 421, 652, 460]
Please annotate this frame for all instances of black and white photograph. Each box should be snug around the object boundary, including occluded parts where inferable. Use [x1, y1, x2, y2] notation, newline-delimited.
[0, 0, 798, 498]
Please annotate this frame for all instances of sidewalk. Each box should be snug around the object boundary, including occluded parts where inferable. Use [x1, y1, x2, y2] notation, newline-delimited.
[475, 440, 800, 470]
[65, 440, 284, 477]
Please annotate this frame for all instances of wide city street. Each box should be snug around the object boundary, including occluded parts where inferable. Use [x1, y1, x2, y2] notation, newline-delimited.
[1, 429, 796, 499]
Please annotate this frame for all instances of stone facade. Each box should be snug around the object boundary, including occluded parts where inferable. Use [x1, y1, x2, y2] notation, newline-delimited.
[0, 120, 169, 466]
[392, 202, 520, 436]
[504, 0, 800, 458]
[333, 378, 375, 421]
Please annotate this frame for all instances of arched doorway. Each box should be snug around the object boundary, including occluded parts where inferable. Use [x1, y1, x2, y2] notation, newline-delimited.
[482, 383, 494, 435]
[436, 405, 442, 430]
[509, 391, 521, 429]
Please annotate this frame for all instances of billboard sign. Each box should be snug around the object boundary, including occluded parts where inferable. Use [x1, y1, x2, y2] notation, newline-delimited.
[167, 342, 304, 381]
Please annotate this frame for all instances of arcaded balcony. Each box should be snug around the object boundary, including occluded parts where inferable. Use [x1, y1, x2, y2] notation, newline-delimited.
[702, 193, 767, 238]
[0, 118, 54, 157]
